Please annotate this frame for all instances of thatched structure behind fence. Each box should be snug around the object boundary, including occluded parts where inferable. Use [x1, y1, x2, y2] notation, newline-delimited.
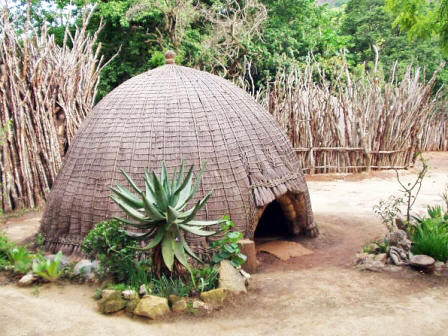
[257, 61, 447, 174]
[0, 7, 113, 212]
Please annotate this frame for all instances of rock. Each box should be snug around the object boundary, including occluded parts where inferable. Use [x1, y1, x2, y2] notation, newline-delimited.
[218, 260, 247, 295]
[168, 294, 180, 305]
[389, 246, 409, 266]
[238, 239, 257, 273]
[125, 298, 140, 314]
[73, 259, 99, 280]
[45, 254, 70, 268]
[139, 284, 148, 297]
[133, 295, 170, 319]
[171, 298, 189, 313]
[409, 255, 435, 271]
[374, 253, 387, 263]
[100, 289, 121, 301]
[97, 290, 126, 314]
[18, 273, 37, 287]
[361, 260, 385, 272]
[122, 289, 138, 300]
[355, 252, 372, 265]
[98, 298, 126, 314]
[386, 230, 411, 251]
[190, 299, 210, 315]
[384, 265, 402, 272]
[435, 261, 445, 271]
[200, 288, 228, 307]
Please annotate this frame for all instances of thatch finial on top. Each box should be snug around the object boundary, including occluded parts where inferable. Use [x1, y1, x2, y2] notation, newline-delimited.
[165, 50, 176, 64]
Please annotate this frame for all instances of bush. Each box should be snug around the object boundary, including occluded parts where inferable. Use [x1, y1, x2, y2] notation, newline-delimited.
[8, 246, 33, 274]
[0, 233, 15, 270]
[32, 251, 64, 282]
[411, 206, 448, 261]
[211, 217, 247, 268]
[82, 220, 140, 283]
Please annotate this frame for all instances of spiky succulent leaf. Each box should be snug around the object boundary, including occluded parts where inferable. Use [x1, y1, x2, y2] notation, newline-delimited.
[179, 191, 213, 224]
[139, 229, 165, 250]
[181, 235, 202, 262]
[161, 234, 174, 271]
[179, 224, 215, 236]
[120, 169, 143, 194]
[111, 185, 144, 209]
[186, 219, 225, 227]
[173, 238, 191, 271]
[141, 191, 165, 220]
[152, 172, 169, 211]
[110, 195, 147, 222]
[172, 165, 194, 208]
[113, 217, 160, 229]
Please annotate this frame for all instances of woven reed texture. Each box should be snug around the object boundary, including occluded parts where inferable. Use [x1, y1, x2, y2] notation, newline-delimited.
[40, 64, 316, 254]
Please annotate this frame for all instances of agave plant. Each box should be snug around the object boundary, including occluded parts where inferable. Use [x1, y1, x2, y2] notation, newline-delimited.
[110, 161, 225, 274]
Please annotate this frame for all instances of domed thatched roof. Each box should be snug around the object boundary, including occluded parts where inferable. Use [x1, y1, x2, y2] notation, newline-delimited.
[41, 56, 317, 254]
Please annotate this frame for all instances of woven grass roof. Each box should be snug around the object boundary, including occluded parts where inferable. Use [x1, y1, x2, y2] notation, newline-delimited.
[40, 60, 316, 254]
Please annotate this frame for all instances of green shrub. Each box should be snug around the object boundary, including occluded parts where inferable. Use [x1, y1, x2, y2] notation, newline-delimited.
[211, 217, 247, 268]
[411, 208, 448, 262]
[8, 246, 32, 274]
[150, 274, 192, 297]
[82, 219, 140, 283]
[0, 233, 15, 270]
[32, 251, 64, 282]
[192, 266, 219, 292]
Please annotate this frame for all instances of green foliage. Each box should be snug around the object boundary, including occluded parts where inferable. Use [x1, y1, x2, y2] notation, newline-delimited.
[32, 251, 64, 282]
[211, 217, 247, 268]
[0, 232, 15, 269]
[8, 247, 33, 274]
[110, 161, 224, 273]
[192, 266, 219, 292]
[150, 274, 192, 297]
[81, 219, 139, 283]
[411, 215, 448, 262]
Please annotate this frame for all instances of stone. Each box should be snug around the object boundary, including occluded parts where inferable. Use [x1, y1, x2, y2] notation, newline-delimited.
[133, 295, 170, 319]
[139, 284, 148, 297]
[125, 298, 140, 314]
[238, 239, 257, 273]
[97, 290, 126, 314]
[361, 260, 385, 272]
[355, 252, 372, 265]
[410, 255, 435, 271]
[73, 259, 99, 280]
[386, 230, 411, 251]
[101, 289, 121, 301]
[190, 299, 211, 315]
[171, 298, 189, 313]
[389, 246, 409, 266]
[374, 253, 387, 263]
[168, 294, 180, 305]
[435, 261, 445, 271]
[18, 273, 37, 287]
[122, 289, 138, 300]
[98, 298, 126, 314]
[218, 260, 247, 295]
[200, 288, 228, 307]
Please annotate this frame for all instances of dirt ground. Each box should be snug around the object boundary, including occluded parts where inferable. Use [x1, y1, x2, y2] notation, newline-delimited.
[1, 152, 448, 336]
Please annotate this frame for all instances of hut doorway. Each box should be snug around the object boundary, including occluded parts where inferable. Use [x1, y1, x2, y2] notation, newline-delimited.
[254, 200, 290, 238]
[254, 191, 306, 239]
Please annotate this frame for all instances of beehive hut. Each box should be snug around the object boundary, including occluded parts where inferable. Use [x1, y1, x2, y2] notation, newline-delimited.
[40, 52, 318, 255]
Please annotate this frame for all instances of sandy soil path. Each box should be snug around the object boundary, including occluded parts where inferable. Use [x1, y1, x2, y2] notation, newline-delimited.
[1, 152, 448, 336]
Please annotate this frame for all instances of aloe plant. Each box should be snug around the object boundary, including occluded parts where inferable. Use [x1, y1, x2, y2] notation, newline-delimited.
[110, 162, 225, 274]
[32, 251, 64, 282]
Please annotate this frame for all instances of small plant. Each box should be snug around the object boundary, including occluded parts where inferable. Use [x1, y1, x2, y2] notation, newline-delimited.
[110, 161, 225, 275]
[150, 274, 192, 297]
[192, 266, 219, 292]
[82, 219, 139, 283]
[93, 288, 103, 300]
[0, 232, 15, 270]
[34, 233, 46, 249]
[211, 216, 247, 268]
[8, 246, 32, 274]
[410, 203, 448, 262]
[32, 251, 65, 282]
[373, 196, 405, 232]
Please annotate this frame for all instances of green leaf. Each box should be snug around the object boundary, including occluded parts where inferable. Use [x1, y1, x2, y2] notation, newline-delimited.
[184, 219, 225, 226]
[140, 229, 165, 250]
[179, 191, 212, 224]
[172, 165, 194, 207]
[113, 216, 160, 229]
[120, 169, 143, 194]
[181, 235, 202, 262]
[161, 161, 171, 196]
[173, 239, 191, 271]
[161, 235, 175, 271]
[141, 191, 165, 220]
[167, 206, 180, 224]
[179, 224, 215, 236]
[110, 195, 146, 222]
[152, 171, 169, 211]
[111, 185, 144, 209]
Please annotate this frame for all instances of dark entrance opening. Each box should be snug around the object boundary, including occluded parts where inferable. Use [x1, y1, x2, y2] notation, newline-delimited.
[254, 199, 290, 238]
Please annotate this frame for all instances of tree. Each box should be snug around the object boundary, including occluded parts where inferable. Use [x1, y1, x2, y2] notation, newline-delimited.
[385, 0, 448, 54]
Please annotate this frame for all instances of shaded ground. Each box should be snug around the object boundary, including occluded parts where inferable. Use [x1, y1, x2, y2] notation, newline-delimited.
[1, 152, 448, 336]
